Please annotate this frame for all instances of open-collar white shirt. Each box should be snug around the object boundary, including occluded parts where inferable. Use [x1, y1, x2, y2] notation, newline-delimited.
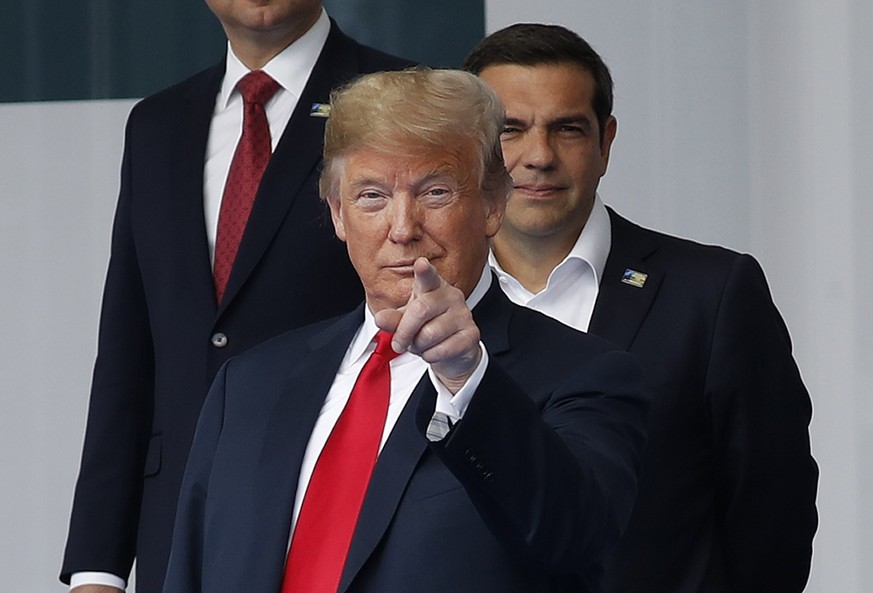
[490, 194, 611, 333]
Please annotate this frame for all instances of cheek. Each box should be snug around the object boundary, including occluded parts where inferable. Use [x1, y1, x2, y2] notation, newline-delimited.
[344, 238, 377, 283]
[499, 142, 522, 172]
[344, 219, 387, 264]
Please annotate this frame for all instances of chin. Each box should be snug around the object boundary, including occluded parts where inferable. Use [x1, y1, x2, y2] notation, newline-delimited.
[366, 285, 412, 312]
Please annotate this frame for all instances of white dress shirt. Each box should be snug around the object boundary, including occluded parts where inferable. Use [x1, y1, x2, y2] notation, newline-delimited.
[489, 195, 612, 333]
[290, 266, 492, 533]
[70, 11, 332, 593]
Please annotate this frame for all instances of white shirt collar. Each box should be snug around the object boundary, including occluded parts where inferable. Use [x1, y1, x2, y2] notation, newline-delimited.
[217, 8, 330, 110]
[564, 193, 611, 288]
[490, 194, 612, 294]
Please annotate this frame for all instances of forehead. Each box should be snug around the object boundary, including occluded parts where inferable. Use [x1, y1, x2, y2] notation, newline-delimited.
[338, 143, 476, 185]
[480, 63, 597, 118]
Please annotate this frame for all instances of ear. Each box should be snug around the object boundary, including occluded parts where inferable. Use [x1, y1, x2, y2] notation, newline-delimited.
[483, 191, 507, 239]
[600, 115, 618, 172]
[327, 195, 347, 242]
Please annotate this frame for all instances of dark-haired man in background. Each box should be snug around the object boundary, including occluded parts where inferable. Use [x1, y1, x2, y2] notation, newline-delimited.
[61, 2, 411, 592]
[465, 23, 817, 593]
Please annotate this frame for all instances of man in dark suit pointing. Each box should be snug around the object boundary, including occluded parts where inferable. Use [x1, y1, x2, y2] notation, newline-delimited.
[162, 68, 649, 593]
[465, 23, 818, 593]
[61, 2, 411, 592]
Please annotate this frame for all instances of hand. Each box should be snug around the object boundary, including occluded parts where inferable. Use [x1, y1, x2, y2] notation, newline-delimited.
[374, 257, 481, 393]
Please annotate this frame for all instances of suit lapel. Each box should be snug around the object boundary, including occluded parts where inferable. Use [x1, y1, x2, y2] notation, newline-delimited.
[218, 22, 361, 313]
[248, 308, 364, 590]
[338, 280, 512, 592]
[588, 209, 664, 349]
[167, 62, 225, 314]
[470, 279, 514, 356]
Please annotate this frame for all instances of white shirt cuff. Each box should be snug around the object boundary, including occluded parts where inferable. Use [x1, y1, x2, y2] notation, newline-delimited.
[426, 341, 488, 433]
[70, 571, 126, 591]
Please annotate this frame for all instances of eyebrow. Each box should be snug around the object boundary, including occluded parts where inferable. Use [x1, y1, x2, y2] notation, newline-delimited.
[549, 114, 594, 130]
[347, 175, 389, 191]
[345, 169, 458, 193]
[504, 113, 594, 130]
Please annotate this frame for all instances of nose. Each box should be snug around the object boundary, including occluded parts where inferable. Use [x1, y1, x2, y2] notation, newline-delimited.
[521, 129, 556, 171]
[387, 195, 420, 244]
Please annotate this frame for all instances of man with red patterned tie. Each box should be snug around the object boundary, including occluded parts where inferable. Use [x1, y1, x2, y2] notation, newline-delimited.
[162, 68, 649, 593]
[60, 2, 411, 592]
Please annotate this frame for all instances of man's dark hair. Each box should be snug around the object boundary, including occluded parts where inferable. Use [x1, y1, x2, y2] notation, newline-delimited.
[463, 23, 614, 144]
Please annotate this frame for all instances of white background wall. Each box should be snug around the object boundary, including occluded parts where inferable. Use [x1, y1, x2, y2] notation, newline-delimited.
[487, 1, 872, 591]
[0, 1, 869, 591]
[0, 99, 134, 591]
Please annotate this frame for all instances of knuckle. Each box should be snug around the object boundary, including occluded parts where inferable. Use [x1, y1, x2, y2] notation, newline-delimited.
[414, 323, 441, 352]
[406, 297, 431, 320]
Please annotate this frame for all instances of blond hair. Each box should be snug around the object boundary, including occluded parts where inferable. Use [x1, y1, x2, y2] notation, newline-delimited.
[319, 68, 511, 203]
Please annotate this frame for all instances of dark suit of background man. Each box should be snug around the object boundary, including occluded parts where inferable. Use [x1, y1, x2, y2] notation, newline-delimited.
[162, 68, 649, 593]
[60, 1, 411, 591]
[464, 24, 818, 593]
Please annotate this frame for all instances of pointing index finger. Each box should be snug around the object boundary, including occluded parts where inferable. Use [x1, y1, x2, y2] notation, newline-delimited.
[412, 257, 442, 296]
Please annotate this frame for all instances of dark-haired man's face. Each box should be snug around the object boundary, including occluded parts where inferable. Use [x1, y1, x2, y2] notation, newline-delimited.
[479, 63, 616, 250]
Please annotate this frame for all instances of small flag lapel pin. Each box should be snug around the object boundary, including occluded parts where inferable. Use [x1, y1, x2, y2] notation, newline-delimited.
[310, 103, 331, 117]
[621, 268, 648, 288]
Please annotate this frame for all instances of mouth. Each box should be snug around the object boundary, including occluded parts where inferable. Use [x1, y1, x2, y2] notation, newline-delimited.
[384, 255, 441, 274]
[384, 258, 422, 274]
[513, 183, 568, 198]
[385, 262, 416, 274]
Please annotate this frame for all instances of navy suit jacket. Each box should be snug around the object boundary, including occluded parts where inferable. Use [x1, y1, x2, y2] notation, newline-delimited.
[162, 283, 649, 593]
[61, 22, 413, 593]
[592, 210, 818, 592]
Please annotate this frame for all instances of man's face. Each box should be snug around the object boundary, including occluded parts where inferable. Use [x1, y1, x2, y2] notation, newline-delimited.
[479, 63, 616, 245]
[327, 144, 505, 313]
[205, 0, 322, 47]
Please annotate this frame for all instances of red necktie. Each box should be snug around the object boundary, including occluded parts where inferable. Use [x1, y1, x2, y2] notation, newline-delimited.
[213, 70, 280, 304]
[281, 330, 400, 593]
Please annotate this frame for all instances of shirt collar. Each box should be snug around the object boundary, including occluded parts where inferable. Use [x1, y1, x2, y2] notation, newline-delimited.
[564, 193, 611, 287]
[489, 193, 612, 290]
[216, 8, 330, 110]
[350, 265, 492, 364]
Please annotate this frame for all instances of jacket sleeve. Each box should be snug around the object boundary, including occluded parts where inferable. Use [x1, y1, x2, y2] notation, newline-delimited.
[61, 108, 155, 583]
[420, 347, 649, 575]
[707, 254, 818, 592]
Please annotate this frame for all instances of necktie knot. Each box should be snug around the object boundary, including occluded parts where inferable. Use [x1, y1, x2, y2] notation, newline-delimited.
[237, 70, 280, 106]
[373, 330, 400, 362]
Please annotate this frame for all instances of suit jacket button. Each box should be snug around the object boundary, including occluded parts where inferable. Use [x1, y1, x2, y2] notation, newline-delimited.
[211, 332, 228, 348]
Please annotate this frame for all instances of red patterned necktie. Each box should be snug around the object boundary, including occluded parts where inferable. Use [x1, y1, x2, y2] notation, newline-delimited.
[281, 330, 400, 593]
[213, 70, 280, 304]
